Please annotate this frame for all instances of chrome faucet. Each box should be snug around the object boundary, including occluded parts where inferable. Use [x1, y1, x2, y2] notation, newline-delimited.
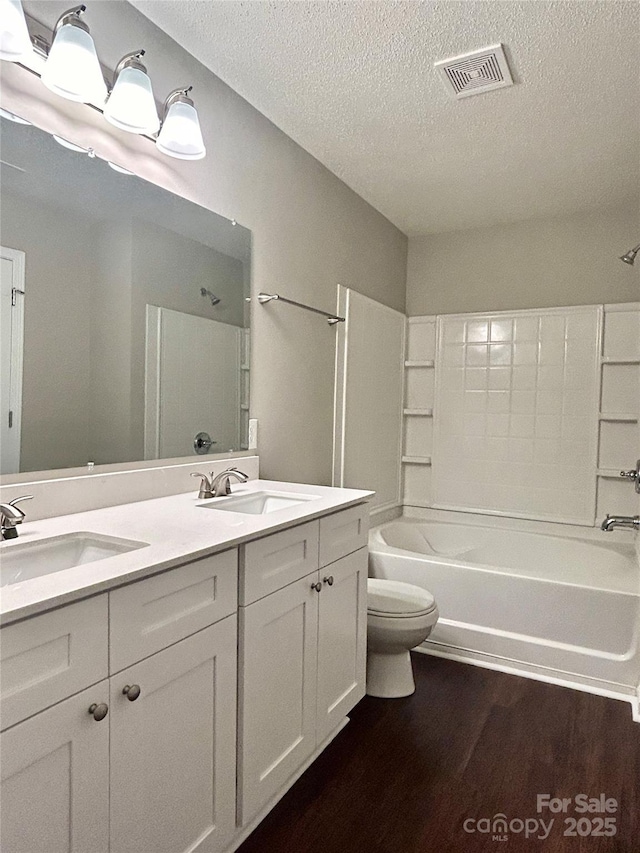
[0, 496, 34, 540]
[211, 468, 249, 497]
[600, 514, 640, 532]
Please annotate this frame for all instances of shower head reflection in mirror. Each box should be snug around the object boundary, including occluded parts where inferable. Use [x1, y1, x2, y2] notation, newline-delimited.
[201, 287, 221, 306]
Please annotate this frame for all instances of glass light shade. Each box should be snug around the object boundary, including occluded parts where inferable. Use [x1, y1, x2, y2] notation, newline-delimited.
[108, 161, 134, 175]
[104, 65, 160, 134]
[41, 23, 107, 104]
[0, 0, 32, 61]
[156, 100, 206, 160]
[52, 135, 88, 153]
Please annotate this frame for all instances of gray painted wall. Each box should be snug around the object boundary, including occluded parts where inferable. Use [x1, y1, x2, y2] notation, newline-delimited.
[9, 1, 408, 486]
[407, 203, 639, 316]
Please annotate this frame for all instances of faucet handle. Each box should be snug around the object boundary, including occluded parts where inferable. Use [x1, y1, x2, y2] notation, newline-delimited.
[4, 495, 33, 522]
[191, 472, 211, 484]
[0, 495, 33, 540]
[8, 495, 33, 509]
[190, 473, 214, 500]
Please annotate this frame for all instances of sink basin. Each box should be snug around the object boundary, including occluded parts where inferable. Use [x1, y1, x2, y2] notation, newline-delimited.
[200, 490, 321, 515]
[0, 532, 149, 587]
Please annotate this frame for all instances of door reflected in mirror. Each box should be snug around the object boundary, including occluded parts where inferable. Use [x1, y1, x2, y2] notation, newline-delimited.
[0, 114, 251, 475]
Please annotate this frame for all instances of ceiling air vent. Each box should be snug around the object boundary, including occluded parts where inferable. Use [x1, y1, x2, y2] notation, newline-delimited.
[435, 43, 514, 99]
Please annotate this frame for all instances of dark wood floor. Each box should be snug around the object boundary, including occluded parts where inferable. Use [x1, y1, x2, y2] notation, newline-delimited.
[238, 654, 639, 853]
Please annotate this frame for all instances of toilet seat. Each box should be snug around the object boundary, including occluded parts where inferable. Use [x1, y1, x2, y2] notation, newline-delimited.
[367, 578, 437, 618]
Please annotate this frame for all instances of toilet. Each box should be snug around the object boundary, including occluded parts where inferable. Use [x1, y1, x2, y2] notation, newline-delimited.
[366, 578, 439, 698]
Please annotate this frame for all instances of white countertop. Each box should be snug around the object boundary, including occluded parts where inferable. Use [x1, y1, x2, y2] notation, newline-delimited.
[0, 480, 373, 625]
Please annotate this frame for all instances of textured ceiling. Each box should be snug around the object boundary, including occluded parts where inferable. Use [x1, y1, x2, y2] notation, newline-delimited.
[129, 1, 640, 236]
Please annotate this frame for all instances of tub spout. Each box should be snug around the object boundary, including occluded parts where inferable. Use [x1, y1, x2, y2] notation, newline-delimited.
[600, 514, 640, 532]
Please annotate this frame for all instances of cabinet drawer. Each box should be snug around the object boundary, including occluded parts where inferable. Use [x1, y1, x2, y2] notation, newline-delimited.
[241, 520, 319, 605]
[319, 504, 369, 568]
[109, 549, 237, 672]
[1, 595, 108, 731]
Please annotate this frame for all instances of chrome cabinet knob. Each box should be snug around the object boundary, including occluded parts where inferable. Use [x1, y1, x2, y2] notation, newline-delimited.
[323, 576, 334, 586]
[88, 702, 109, 721]
[311, 581, 322, 592]
[122, 684, 141, 701]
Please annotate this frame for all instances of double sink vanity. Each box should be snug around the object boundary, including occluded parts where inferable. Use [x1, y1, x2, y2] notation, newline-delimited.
[0, 75, 372, 853]
[0, 472, 373, 853]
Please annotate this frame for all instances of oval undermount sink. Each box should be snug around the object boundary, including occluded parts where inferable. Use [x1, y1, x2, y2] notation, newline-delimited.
[0, 532, 149, 587]
[199, 490, 321, 515]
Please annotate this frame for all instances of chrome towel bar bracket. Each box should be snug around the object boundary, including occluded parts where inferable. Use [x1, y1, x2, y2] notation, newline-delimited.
[250, 292, 345, 325]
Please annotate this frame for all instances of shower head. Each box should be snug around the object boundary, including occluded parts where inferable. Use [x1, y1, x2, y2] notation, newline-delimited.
[200, 287, 220, 306]
[620, 243, 640, 266]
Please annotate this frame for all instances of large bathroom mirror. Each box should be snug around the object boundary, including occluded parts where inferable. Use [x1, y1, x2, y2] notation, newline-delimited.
[0, 114, 251, 476]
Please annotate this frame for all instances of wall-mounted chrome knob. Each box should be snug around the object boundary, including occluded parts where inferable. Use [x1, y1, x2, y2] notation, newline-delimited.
[88, 702, 109, 721]
[323, 576, 334, 586]
[193, 432, 217, 454]
[122, 684, 141, 701]
[311, 581, 322, 592]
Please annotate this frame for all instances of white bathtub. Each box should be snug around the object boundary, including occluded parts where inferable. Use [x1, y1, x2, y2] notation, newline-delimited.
[369, 517, 640, 716]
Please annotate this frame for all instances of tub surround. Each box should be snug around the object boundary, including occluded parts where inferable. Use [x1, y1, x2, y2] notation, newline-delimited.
[370, 510, 640, 722]
[0, 477, 373, 625]
[402, 304, 640, 525]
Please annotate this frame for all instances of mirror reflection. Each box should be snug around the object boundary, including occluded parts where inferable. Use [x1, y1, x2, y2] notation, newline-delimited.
[0, 115, 251, 475]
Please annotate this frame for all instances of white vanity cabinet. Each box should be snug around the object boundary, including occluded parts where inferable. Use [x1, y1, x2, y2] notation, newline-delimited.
[237, 504, 368, 825]
[0, 549, 239, 853]
[0, 497, 371, 853]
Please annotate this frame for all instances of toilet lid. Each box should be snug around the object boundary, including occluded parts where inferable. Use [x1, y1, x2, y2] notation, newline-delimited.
[367, 579, 436, 616]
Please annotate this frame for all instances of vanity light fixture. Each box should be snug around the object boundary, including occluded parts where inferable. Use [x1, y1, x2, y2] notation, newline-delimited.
[107, 161, 134, 175]
[52, 135, 88, 152]
[104, 50, 159, 135]
[0, 0, 32, 61]
[156, 87, 206, 161]
[1, 3, 207, 161]
[41, 5, 107, 105]
[52, 135, 95, 157]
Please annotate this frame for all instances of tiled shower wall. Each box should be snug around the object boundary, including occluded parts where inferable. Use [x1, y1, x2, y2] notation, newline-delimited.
[596, 304, 640, 521]
[402, 303, 640, 527]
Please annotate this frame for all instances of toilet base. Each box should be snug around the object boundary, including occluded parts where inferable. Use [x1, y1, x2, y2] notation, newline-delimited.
[366, 649, 416, 698]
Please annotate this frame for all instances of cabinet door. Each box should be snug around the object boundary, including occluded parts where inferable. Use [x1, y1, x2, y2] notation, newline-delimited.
[1, 682, 110, 853]
[316, 547, 367, 742]
[109, 617, 237, 853]
[238, 574, 319, 824]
